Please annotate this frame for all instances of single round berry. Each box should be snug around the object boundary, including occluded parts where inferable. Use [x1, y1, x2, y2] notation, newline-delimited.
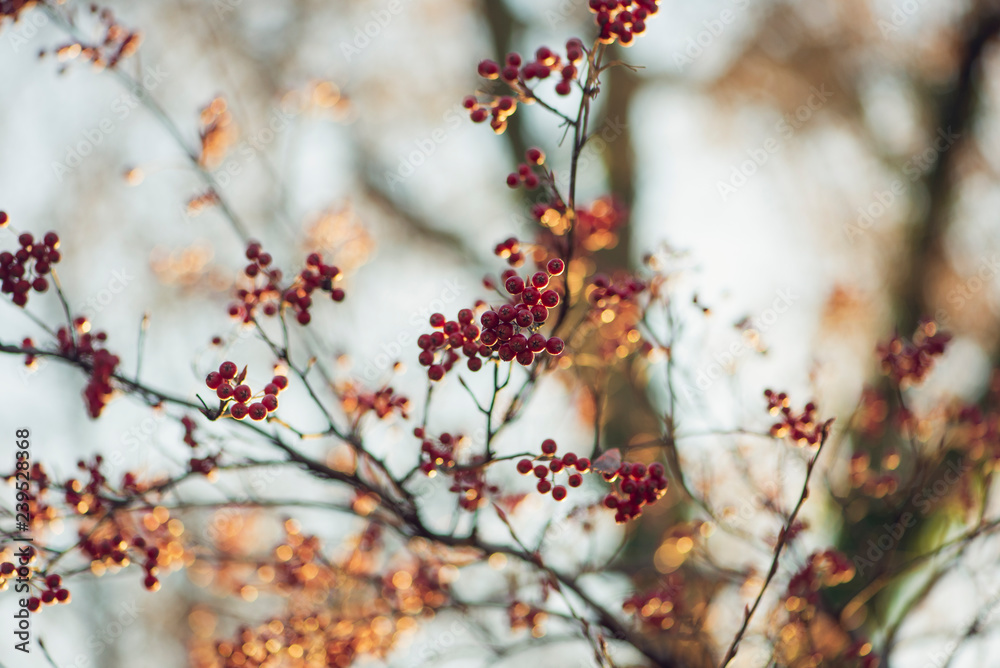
[264, 383, 280, 396]
[528, 333, 547, 353]
[233, 384, 252, 403]
[568, 473, 583, 487]
[216, 383, 234, 400]
[230, 402, 249, 420]
[515, 309, 533, 327]
[575, 458, 591, 472]
[649, 462, 665, 478]
[457, 308, 474, 324]
[497, 304, 516, 322]
[467, 357, 483, 371]
[603, 494, 618, 509]
[516, 350, 534, 366]
[18, 233, 33, 247]
[32, 277, 48, 292]
[219, 361, 238, 379]
[537, 479, 552, 494]
[45, 574, 61, 589]
[248, 403, 267, 421]
[261, 394, 278, 412]
[533, 464, 548, 479]
[531, 272, 549, 288]
[540, 290, 560, 308]
[418, 350, 435, 366]
[429, 313, 446, 328]
[526, 147, 544, 164]
[144, 575, 159, 591]
[272, 375, 288, 390]
[546, 258, 565, 275]
[205, 371, 223, 390]
[541, 439, 557, 455]
[517, 459, 533, 474]
[546, 337, 565, 355]
[297, 311, 311, 325]
[506, 173, 520, 188]
[27, 597, 41, 612]
[428, 365, 445, 381]
[55, 589, 70, 602]
[505, 276, 525, 295]
[552, 485, 567, 501]
[549, 459, 564, 472]
[481, 310, 500, 329]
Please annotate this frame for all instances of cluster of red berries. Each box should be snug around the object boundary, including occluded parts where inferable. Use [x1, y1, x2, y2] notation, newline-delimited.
[181, 415, 199, 448]
[285, 252, 345, 325]
[515, 439, 590, 501]
[63, 456, 110, 515]
[416, 429, 458, 473]
[0, 568, 71, 613]
[0, 230, 60, 307]
[229, 241, 282, 323]
[77, 530, 163, 592]
[877, 321, 951, 388]
[508, 601, 548, 635]
[418, 262, 566, 381]
[589, 273, 646, 306]
[229, 242, 345, 326]
[492, 236, 530, 268]
[764, 390, 826, 447]
[206, 361, 287, 421]
[449, 456, 498, 510]
[506, 148, 546, 190]
[589, 1, 659, 45]
[344, 385, 410, 420]
[622, 577, 684, 630]
[785, 550, 854, 613]
[600, 460, 668, 523]
[467, 39, 586, 133]
[55, 319, 120, 419]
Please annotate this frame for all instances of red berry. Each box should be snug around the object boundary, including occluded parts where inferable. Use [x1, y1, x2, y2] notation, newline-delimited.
[526, 147, 544, 164]
[419, 350, 435, 366]
[261, 394, 278, 412]
[467, 357, 483, 371]
[540, 290, 560, 307]
[144, 575, 159, 591]
[516, 350, 534, 366]
[45, 574, 61, 589]
[230, 402, 249, 419]
[233, 384, 252, 403]
[603, 494, 618, 509]
[428, 365, 445, 381]
[533, 464, 548, 478]
[537, 479, 552, 494]
[562, 452, 578, 466]
[505, 276, 525, 294]
[216, 383, 234, 400]
[55, 589, 70, 602]
[549, 459, 564, 472]
[31, 277, 48, 292]
[219, 361, 238, 379]
[649, 462, 665, 477]
[568, 473, 583, 487]
[18, 233, 33, 247]
[264, 383, 280, 396]
[546, 258, 565, 275]
[517, 459, 533, 474]
[205, 371, 223, 389]
[555, 80, 572, 96]
[272, 375, 288, 390]
[552, 485, 567, 501]
[575, 458, 591, 472]
[429, 313, 446, 328]
[546, 337, 565, 355]
[531, 272, 549, 288]
[541, 438, 557, 455]
[506, 173, 520, 188]
[481, 310, 500, 328]
[0, 211, 7, 226]
[297, 311, 311, 325]
[248, 403, 267, 421]
[27, 597, 41, 612]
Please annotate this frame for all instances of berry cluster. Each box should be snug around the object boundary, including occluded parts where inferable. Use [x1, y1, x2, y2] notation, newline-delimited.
[508, 601, 547, 635]
[449, 456, 498, 510]
[77, 529, 165, 592]
[877, 321, 951, 388]
[417, 429, 458, 474]
[285, 251, 345, 325]
[0, 563, 70, 613]
[417, 261, 566, 382]
[764, 390, 826, 447]
[342, 384, 410, 421]
[600, 460, 668, 523]
[230, 242, 345, 326]
[622, 577, 685, 630]
[785, 550, 854, 615]
[0, 230, 60, 307]
[588, 1, 659, 45]
[468, 39, 586, 133]
[48, 5, 140, 69]
[54, 319, 120, 419]
[515, 439, 589, 501]
[506, 147, 546, 190]
[589, 272, 646, 306]
[205, 361, 287, 420]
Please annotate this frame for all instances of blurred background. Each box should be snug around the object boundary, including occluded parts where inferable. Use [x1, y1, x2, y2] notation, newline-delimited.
[3, 0, 1000, 666]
